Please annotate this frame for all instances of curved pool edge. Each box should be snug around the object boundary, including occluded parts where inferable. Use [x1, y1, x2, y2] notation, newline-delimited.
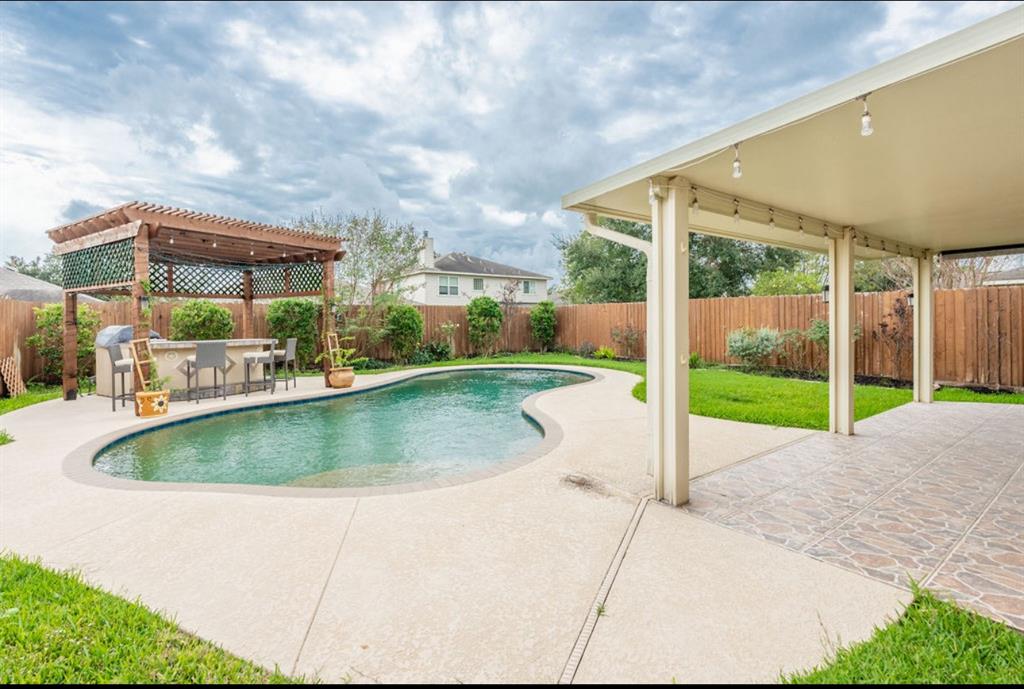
[61, 365, 606, 498]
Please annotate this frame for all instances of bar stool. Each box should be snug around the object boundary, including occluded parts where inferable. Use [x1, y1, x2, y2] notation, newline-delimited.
[106, 344, 134, 412]
[273, 338, 298, 390]
[185, 341, 228, 403]
[243, 345, 276, 396]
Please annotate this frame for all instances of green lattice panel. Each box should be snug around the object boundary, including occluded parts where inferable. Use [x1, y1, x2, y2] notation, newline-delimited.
[62, 238, 135, 289]
[252, 267, 285, 295]
[149, 262, 169, 292]
[170, 263, 243, 296]
[290, 262, 324, 292]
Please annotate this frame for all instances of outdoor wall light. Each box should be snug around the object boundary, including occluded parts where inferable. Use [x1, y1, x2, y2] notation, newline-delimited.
[140, 295, 150, 312]
[907, 291, 915, 308]
[822, 281, 830, 304]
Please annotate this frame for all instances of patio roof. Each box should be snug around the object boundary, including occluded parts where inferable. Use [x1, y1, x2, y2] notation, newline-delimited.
[562, 7, 1024, 259]
[47, 201, 343, 265]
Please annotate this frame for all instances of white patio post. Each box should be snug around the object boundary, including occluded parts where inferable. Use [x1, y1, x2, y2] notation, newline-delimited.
[649, 177, 690, 505]
[912, 253, 934, 403]
[828, 227, 856, 435]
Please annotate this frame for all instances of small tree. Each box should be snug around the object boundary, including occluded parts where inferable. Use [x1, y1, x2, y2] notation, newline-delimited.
[530, 301, 557, 352]
[385, 304, 424, 363]
[611, 324, 642, 359]
[169, 300, 234, 341]
[466, 296, 503, 355]
[26, 303, 103, 383]
[876, 295, 914, 380]
[805, 318, 864, 372]
[266, 298, 320, 369]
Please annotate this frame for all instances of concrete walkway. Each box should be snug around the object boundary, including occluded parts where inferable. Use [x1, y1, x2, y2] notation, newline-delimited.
[1, 365, 904, 683]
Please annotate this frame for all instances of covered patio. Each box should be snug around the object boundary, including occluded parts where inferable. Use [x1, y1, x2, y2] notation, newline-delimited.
[48, 201, 344, 410]
[562, 8, 1024, 506]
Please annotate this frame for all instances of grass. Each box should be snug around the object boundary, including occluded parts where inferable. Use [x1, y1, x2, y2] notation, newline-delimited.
[0, 429, 12, 446]
[785, 588, 1024, 684]
[0, 554, 303, 684]
[348, 353, 1023, 430]
[0, 383, 61, 416]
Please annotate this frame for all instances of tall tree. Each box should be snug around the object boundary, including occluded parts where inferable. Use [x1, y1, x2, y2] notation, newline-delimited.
[554, 218, 802, 302]
[4, 251, 63, 286]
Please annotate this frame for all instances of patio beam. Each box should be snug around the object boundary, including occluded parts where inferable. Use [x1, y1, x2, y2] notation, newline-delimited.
[62, 291, 77, 400]
[650, 178, 690, 505]
[829, 227, 856, 435]
[912, 254, 935, 403]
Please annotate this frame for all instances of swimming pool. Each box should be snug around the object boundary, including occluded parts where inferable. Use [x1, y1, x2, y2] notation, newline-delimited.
[92, 368, 590, 488]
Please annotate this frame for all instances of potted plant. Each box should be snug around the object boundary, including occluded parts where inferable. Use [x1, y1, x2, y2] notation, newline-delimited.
[136, 355, 171, 417]
[316, 336, 368, 389]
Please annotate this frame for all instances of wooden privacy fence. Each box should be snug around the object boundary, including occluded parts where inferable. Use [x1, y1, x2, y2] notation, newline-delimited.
[2, 286, 1022, 390]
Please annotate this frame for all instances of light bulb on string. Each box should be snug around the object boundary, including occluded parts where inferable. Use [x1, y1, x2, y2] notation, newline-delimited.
[768, 209, 776, 230]
[731, 143, 742, 179]
[732, 199, 740, 225]
[860, 96, 873, 137]
[690, 188, 699, 216]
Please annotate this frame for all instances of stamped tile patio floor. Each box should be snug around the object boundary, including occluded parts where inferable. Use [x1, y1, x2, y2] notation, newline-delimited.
[684, 401, 1024, 630]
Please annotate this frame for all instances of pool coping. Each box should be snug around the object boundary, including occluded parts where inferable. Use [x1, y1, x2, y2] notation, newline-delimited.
[62, 364, 608, 498]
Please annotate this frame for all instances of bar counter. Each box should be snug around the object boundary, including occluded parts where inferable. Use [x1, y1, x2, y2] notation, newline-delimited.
[96, 338, 277, 400]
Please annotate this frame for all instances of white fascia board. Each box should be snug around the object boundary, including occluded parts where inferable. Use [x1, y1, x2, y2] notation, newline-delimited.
[561, 6, 1024, 211]
[405, 268, 551, 281]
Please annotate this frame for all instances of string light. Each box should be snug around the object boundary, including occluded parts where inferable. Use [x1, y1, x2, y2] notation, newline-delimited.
[690, 187, 699, 216]
[860, 95, 873, 136]
[212, 240, 217, 248]
[768, 208, 776, 230]
[731, 143, 742, 179]
[169, 236, 174, 245]
[732, 198, 740, 225]
[798, 216, 805, 234]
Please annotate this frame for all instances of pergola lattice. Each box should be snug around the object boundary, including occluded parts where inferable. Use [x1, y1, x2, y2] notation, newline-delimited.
[48, 201, 344, 407]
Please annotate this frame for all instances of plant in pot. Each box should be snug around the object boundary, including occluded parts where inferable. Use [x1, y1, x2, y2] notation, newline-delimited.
[316, 336, 368, 389]
[135, 355, 172, 417]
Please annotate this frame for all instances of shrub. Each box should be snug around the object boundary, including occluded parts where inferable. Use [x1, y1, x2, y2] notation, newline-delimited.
[529, 301, 557, 352]
[385, 304, 423, 363]
[266, 298, 319, 369]
[25, 303, 103, 383]
[466, 296, 503, 354]
[805, 318, 864, 372]
[611, 324, 642, 359]
[420, 339, 452, 362]
[726, 327, 784, 369]
[169, 300, 234, 341]
[593, 346, 616, 359]
[689, 351, 703, 369]
[751, 268, 822, 296]
[576, 340, 597, 358]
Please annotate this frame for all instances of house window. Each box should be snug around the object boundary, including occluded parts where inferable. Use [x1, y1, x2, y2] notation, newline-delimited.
[521, 280, 533, 294]
[473, 278, 484, 291]
[438, 275, 459, 296]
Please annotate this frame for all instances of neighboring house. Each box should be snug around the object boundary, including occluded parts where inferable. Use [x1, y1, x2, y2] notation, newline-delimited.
[400, 233, 551, 305]
[983, 267, 1024, 286]
[0, 266, 102, 303]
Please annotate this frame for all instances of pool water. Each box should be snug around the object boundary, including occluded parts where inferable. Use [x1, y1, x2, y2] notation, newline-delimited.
[93, 369, 590, 488]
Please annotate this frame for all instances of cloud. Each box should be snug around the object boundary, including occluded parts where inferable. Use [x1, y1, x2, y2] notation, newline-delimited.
[0, 0, 1015, 279]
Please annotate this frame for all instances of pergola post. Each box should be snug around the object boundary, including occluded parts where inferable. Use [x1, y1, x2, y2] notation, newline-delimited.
[828, 228, 856, 435]
[131, 226, 151, 416]
[321, 257, 335, 387]
[912, 254, 934, 403]
[650, 179, 690, 505]
[241, 270, 254, 339]
[62, 291, 78, 400]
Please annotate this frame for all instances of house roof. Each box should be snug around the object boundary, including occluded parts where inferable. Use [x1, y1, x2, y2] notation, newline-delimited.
[562, 7, 1024, 259]
[423, 252, 550, 279]
[985, 267, 1024, 283]
[0, 267, 102, 303]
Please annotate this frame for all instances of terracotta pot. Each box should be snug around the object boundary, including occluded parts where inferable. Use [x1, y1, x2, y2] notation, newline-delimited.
[328, 367, 355, 388]
[136, 390, 170, 417]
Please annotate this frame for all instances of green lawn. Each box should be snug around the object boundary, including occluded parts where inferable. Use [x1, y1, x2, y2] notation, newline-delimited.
[785, 588, 1024, 684]
[351, 353, 1023, 431]
[0, 554, 303, 684]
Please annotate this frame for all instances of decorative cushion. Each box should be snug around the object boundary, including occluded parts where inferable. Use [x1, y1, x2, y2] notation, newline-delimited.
[114, 358, 133, 368]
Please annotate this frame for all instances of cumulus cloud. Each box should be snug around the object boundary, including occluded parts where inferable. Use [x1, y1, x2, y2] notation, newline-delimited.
[0, 1, 1015, 277]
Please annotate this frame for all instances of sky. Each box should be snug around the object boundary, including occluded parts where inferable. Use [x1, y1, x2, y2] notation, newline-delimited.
[0, 1, 1017, 281]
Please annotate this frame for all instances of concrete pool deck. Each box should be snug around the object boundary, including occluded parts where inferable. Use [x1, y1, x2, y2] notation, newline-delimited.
[1, 365, 907, 683]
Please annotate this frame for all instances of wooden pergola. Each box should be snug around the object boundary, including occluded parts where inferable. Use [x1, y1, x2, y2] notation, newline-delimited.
[47, 201, 344, 403]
